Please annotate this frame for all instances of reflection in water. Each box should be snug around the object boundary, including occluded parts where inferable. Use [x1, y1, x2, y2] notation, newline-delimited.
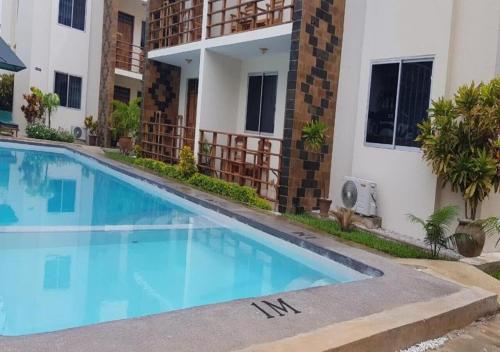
[0, 227, 352, 336]
[0, 143, 368, 336]
[0, 146, 196, 226]
[0, 204, 17, 225]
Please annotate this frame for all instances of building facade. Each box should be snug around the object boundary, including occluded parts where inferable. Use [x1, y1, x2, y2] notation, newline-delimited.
[331, 0, 500, 249]
[1, 0, 147, 139]
[141, 0, 500, 251]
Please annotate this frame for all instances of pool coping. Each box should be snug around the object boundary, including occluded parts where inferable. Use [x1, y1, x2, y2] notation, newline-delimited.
[0, 137, 498, 352]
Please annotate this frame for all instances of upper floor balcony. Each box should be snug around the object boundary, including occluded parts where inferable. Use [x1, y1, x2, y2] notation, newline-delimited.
[116, 38, 145, 75]
[206, 0, 294, 39]
[147, 0, 294, 50]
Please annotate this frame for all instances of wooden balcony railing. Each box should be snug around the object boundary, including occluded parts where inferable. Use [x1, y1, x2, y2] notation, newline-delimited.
[142, 113, 196, 164]
[149, 0, 203, 49]
[198, 129, 282, 202]
[116, 40, 144, 74]
[207, 0, 294, 38]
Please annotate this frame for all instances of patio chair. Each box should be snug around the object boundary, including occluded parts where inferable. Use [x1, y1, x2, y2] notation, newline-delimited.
[230, 3, 267, 33]
[266, 0, 285, 25]
[0, 121, 19, 137]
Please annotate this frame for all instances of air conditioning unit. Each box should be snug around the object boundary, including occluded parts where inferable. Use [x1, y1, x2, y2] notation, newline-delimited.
[71, 126, 86, 141]
[341, 176, 377, 217]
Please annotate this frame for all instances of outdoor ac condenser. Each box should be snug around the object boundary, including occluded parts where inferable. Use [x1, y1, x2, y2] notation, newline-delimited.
[341, 176, 377, 217]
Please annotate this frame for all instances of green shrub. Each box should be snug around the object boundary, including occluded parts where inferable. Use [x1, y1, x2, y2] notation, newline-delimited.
[187, 173, 272, 210]
[26, 123, 74, 143]
[285, 213, 441, 259]
[178, 146, 197, 179]
[104, 151, 272, 211]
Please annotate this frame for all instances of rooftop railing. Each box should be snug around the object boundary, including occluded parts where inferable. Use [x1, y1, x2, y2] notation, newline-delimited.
[116, 39, 144, 74]
[198, 129, 282, 202]
[149, 0, 203, 49]
[206, 0, 294, 39]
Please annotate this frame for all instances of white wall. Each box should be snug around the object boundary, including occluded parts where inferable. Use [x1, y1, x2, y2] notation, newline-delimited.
[10, 0, 98, 133]
[235, 52, 288, 139]
[332, 0, 455, 239]
[198, 50, 241, 132]
[331, 0, 500, 246]
[330, 0, 367, 209]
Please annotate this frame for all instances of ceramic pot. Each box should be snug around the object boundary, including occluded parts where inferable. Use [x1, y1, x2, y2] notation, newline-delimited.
[88, 135, 97, 146]
[118, 136, 133, 155]
[455, 219, 485, 257]
[318, 198, 332, 218]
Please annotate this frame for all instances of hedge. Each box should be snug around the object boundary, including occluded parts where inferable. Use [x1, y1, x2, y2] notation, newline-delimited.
[26, 123, 74, 143]
[105, 152, 272, 211]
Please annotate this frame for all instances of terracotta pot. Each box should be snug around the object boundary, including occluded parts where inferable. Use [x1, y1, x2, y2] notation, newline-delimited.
[455, 219, 485, 257]
[118, 136, 133, 155]
[88, 135, 97, 146]
[318, 198, 332, 218]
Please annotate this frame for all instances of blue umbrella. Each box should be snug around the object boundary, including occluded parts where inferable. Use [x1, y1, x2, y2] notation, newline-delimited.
[0, 37, 25, 72]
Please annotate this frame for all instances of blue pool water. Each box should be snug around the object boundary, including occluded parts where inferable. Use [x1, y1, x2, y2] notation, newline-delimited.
[0, 142, 369, 336]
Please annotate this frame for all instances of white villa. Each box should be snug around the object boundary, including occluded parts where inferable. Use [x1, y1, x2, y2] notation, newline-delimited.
[2, 0, 500, 250]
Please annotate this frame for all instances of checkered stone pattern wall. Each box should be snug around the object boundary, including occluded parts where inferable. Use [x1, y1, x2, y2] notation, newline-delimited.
[98, 0, 119, 146]
[278, 0, 346, 213]
[141, 59, 181, 158]
[143, 61, 181, 121]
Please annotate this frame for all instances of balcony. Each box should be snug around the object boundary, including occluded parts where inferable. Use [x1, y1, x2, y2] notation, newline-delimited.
[149, 0, 203, 50]
[206, 0, 294, 39]
[142, 113, 196, 164]
[115, 39, 144, 74]
[198, 129, 282, 202]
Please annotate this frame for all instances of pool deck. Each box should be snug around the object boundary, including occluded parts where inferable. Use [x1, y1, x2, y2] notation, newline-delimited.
[0, 137, 498, 352]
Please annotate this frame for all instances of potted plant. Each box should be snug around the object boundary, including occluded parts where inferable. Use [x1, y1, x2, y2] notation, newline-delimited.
[417, 78, 499, 257]
[408, 206, 459, 258]
[301, 120, 331, 217]
[84, 116, 99, 146]
[110, 98, 141, 155]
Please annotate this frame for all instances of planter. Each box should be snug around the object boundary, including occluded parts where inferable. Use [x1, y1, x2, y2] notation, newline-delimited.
[455, 219, 485, 257]
[88, 135, 97, 146]
[118, 136, 133, 155]
[318, 198, 332, 218]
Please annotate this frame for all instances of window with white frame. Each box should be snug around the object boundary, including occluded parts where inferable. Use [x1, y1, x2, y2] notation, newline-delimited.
[58, 0, 86, 31]
[245, 73, 278, 134]
[365, 59, 433, 148]
[54, 72, 82, 109]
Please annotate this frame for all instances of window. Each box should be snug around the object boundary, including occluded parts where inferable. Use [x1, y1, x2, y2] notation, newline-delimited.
[47, 179, 76, 213]
[245, 73, 278, 134]
[54, 72, 82, 109]
[366, 59, 433, 148]
[141, 21, 146, 48]
[114, 86, 131, 104]
[58, 0, 86, 31]
[44, 255, 71, 290]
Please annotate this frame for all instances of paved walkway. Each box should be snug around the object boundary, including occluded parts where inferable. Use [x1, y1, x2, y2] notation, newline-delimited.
[396, 259, 500, 352]
[434, 314, 500, 352]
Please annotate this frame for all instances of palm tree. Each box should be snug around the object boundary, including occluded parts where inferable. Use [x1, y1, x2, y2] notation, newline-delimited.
[407, 205, 459, 258]
[110, 98, 141, 139]
[33, 89, 60, 128]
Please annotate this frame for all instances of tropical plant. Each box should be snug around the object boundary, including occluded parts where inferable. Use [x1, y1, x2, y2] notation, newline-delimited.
[0, 74, 14, 111]
[110, 98, 141, 138]
[417, 77, 500, 220]
[482, 216, 500, 247]
[332, 207, 354, 232]
[25, 123, 74, 143]
[21, 87, 44, 123]
[302, 120, 329, 153]
[133, 144, 142, 158]
[39, 92, 60, 128]
[407, 205, 459, 258]
[178, 146, 197, 179]
[84, 115, 99, 135]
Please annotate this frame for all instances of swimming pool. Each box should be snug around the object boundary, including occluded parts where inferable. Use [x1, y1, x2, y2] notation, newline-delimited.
[0, 141, 372, 336]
